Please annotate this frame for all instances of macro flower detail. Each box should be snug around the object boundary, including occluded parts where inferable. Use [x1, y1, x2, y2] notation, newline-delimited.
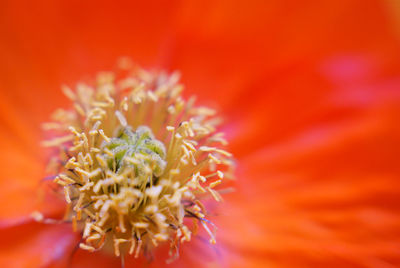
[34, 64, 234, 261]
[3, 1, 400, 267]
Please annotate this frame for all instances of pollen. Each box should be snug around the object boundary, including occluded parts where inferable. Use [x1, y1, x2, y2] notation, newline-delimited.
[39, 62, 235, 260]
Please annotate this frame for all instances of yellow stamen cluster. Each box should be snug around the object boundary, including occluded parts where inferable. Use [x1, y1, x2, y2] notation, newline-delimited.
[40, 62, 234, 259]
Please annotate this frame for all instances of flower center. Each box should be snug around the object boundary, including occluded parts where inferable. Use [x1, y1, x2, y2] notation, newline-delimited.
[104, 126, 166, 176]
[36, 61, 234, 261]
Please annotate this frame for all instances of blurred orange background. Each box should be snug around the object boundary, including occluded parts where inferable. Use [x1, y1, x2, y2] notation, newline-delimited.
[0, 0, 400, 267]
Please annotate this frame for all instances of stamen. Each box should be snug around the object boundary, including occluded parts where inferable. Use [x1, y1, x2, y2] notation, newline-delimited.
[40, 63, 235, 260]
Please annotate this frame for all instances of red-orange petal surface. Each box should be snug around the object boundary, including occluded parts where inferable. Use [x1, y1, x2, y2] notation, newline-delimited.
[0, 0, 400, 267]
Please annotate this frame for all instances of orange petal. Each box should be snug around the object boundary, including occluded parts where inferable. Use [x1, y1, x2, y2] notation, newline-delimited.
[0, 0, 182, 133]
[165, 0, 399, 109]
[0, 124, 63, 225]
[227, 103, 400, 266]
[0, 221, 76, 267]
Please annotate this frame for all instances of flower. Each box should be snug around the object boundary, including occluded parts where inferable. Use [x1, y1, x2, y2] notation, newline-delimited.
[1, 1, 400, 267]
[36, 64, 235, 261]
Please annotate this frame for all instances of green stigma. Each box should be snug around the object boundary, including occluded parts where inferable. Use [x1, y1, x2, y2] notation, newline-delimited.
[103, 126, 166, 177]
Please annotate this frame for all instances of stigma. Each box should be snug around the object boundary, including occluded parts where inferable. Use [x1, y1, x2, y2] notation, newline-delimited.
[37, 61, 234, 260]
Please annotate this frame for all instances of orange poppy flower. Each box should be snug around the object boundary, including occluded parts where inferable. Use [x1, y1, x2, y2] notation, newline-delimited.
[1, 1, 400, 267]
